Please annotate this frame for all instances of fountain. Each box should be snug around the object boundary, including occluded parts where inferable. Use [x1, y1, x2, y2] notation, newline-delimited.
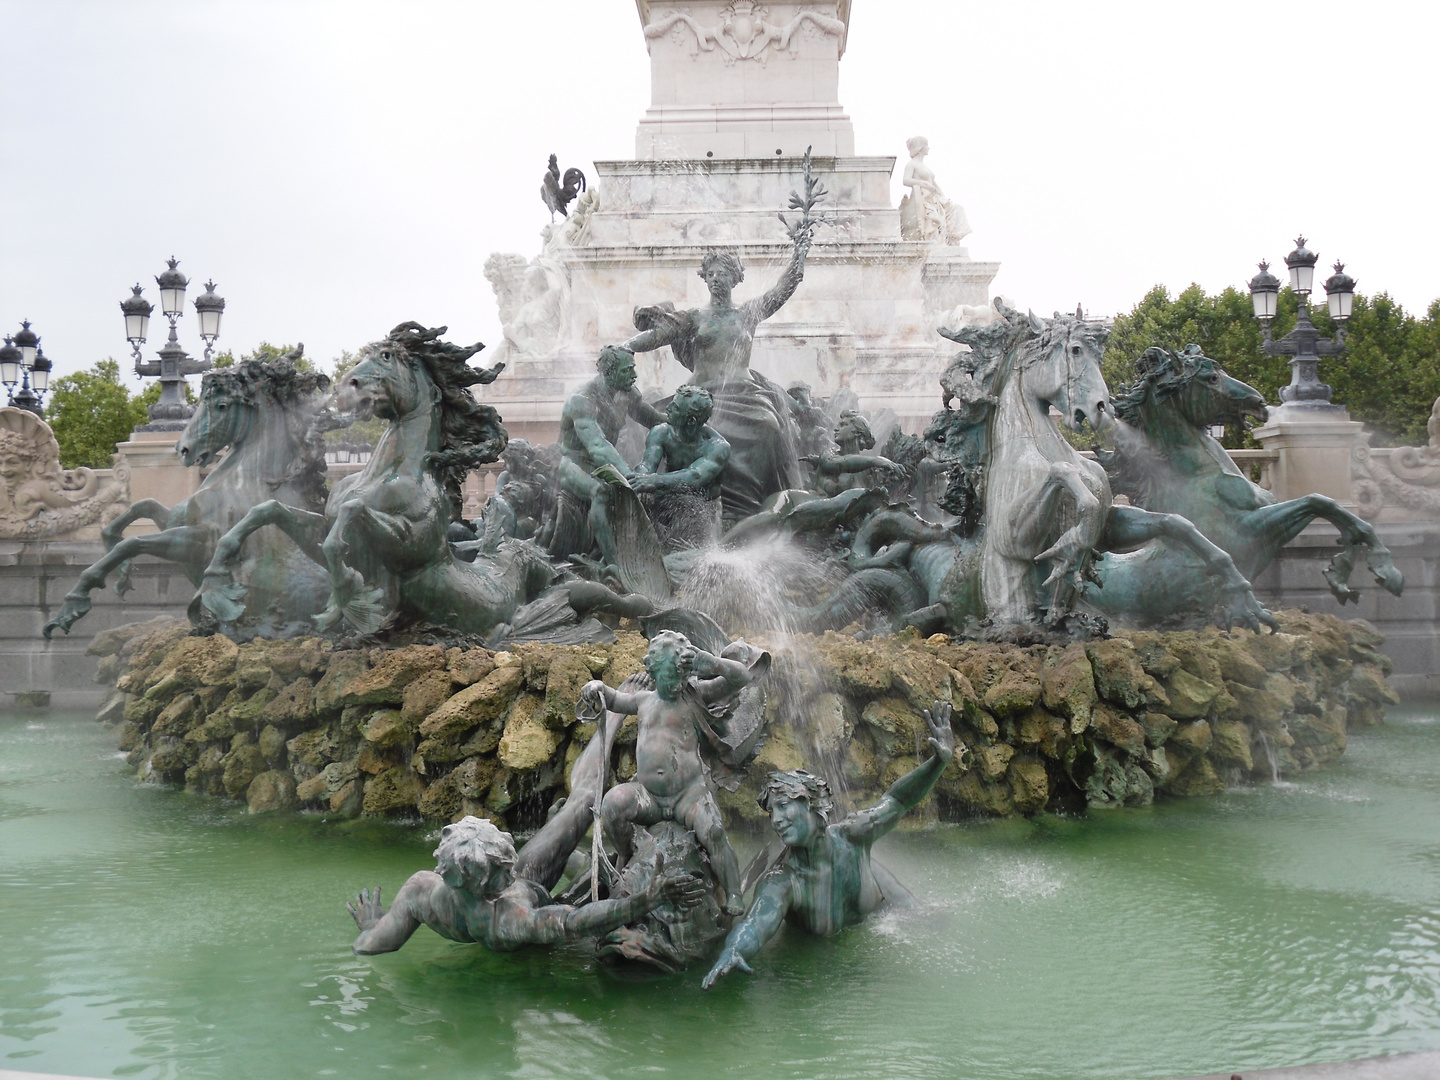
[61, 150, 1406, 994]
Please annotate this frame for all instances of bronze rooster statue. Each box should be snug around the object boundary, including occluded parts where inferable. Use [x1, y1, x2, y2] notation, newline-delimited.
[541, 154, 587, 221]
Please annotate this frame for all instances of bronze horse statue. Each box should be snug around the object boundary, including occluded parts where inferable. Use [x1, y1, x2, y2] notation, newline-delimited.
[199, 323, 643, 643]
[1100, 344, 1403, 606]
[44, 350, 332, 639]
[793, 303, 1277, 634]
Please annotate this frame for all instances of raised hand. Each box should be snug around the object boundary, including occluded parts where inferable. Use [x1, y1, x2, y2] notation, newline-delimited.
[347, 887, 384, 932]
[701, 948, 754, 990]
[921, 700, 955, 762]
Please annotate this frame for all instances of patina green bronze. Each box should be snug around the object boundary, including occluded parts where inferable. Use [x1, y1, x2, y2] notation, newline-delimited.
[43, 350, 332, 639]
[795, 302, 1277, 635]
[348, 815, 705, 955]
[701, 700, 955, 989]
[198, 323, 638, 644]
[1101, 345, 1403, 607]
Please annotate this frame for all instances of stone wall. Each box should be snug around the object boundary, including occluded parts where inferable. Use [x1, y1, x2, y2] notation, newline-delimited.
[91, 611, 1398, 830]
[0, 543, 192, 709]
[1251, 521, 1440, 700]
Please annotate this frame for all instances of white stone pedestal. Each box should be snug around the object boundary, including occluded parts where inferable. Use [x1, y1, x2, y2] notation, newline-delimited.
[113, 431, 201, 533]
[1251, 404, 1366, 506]
[484, 1, 998, 443]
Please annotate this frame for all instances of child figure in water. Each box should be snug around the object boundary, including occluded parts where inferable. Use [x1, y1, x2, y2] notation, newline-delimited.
[580, 630, 758, 916]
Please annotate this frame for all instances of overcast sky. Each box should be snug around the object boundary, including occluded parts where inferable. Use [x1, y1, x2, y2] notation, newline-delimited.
[2, 0, 1437, 387]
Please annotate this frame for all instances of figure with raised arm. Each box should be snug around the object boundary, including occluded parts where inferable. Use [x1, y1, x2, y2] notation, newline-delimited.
[630, 384, 731, 550]
[579, 630, 764, 917]
[701, 700, 955, 989]
[617, 154, 828, 523]
[348, 815, 704, 955]
[550, 345, 665, 566]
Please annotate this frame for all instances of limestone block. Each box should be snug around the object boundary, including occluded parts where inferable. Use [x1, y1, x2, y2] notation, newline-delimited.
[1008, 758, 1049, 814]
[1210, 720, 1254, 771]
[1091, 704, 1147, 756]
[420, 664, 526, 741]
[341, 645, 446, 706]
[1159, 669, 1220, 720]
[363, 766, 426, 815]
[247, 770, 298, 813]
[498, 697, 563, 772]
[1087, 639, 1169, 711]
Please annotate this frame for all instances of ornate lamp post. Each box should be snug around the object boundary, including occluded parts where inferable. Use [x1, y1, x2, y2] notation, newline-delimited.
[122, 257, 225, 431]
[1247, 236, 1356, 410]
[1, 320, 52, 418]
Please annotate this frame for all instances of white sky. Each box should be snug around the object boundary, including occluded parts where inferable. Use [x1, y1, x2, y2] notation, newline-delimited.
[2, 0, 1437, 387]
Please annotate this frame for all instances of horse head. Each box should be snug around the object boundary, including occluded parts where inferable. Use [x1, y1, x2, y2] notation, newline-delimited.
[180, 366, 261, 467]
[337, 326, 439, 423]
[1015, 305, 1113, 434]
[339, 322, 509, 517]
[1114, 345, 1267, 437]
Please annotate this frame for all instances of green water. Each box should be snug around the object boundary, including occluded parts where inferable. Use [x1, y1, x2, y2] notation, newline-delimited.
[2, 712, 1439, 1080]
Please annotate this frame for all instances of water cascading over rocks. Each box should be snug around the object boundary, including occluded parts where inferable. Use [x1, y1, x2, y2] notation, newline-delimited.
[92, 607, 1396, 824]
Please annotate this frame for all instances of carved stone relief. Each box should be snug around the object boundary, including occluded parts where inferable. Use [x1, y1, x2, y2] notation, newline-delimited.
[644, 3, 846, 64]
[0, 407, 129, 541]
[1352, 397, 1440, 521]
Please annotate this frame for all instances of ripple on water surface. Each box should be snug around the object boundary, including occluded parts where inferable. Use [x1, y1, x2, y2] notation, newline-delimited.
[2, 707, 1440, 1080]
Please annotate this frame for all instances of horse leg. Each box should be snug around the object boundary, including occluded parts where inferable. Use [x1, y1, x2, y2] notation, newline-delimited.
[44, 527, 213, 638]
[316, 503, 400, 633]
[100, 499, 172, 598]
[1104, 505, 1277, 632]
[1246, 496, 1404, 603]
[1017, 462, 1103, 619]
[200, 500, 327, 623]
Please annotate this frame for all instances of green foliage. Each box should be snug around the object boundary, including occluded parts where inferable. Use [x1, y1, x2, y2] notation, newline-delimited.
[43, 359, 154, 469]
[1107, 284, 1440, 447]
[210, 342, 312, 371]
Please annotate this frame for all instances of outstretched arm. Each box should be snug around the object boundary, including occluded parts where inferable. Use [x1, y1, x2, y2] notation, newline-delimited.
[839, 701, 954, 843]
[815, 452, 908, 479]
[702, 869, 792, 989]
[620, 319, 683, 355]
[505, 857, 707, 946]
[627, 392, 666, 430]
[349, 873, 438, 955]
[688, 647, 756, 703]
[580, 678, 642, 717]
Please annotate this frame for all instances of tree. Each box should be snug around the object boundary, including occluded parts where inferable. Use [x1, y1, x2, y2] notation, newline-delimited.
[211, 342, 312, 370]
[1106, 284, 1440, 447]
[43, 359, 160, 469]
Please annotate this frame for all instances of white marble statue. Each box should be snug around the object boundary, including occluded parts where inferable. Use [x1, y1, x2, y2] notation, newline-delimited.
[899, 136, 970, 245]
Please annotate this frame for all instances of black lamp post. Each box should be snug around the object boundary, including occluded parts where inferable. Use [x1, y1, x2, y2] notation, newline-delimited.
[1, 320, 51, 418]
[1247, 236, 1356, 409]
[122, 257, 224, 431]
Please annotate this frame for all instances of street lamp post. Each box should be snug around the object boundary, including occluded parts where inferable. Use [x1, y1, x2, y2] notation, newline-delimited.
[1247, 236, 1356, 410]
[0, 320, 52, 418]
[122, 257, 224, 432]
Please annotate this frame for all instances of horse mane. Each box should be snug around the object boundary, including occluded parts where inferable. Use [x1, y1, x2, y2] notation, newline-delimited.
[382, 321, 510, 520]
[1112, 345, 1204, 427]
[200, 347, 332, 512]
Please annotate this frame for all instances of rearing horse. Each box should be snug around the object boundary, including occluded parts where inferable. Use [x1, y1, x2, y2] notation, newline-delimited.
[795, 302, 1276, 633]
[198, 322, 532, 636]
[43, 350, 333, 638]
[1099, 344, 1403, 606]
